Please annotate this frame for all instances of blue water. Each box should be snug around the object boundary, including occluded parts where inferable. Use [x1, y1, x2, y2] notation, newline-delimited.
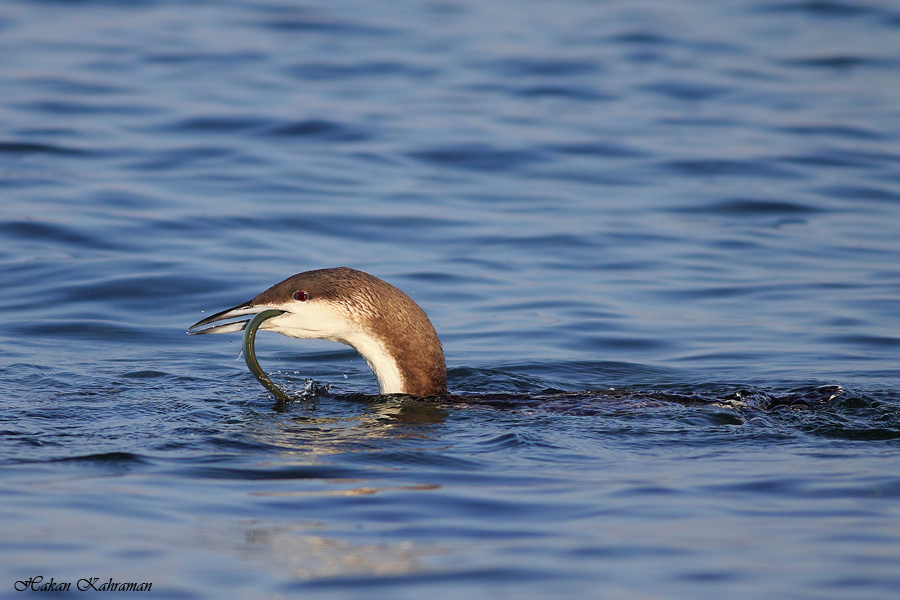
[2, 0, 900, 597]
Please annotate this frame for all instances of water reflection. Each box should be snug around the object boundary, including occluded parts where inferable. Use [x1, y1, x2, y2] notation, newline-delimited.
[226, 399, 449, 582]
[237, 394, 451, 466]
[239, 521, 440, 580]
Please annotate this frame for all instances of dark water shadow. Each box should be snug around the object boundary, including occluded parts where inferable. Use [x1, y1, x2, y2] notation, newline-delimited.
[272, 385, 844, 420]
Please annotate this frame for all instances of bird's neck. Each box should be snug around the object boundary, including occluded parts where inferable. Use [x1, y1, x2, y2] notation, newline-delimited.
[343, 328, 446, 397]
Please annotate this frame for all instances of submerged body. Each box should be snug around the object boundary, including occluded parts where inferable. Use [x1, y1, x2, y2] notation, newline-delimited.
[188, 267, 447, 396]
[189, 267, 842, 410]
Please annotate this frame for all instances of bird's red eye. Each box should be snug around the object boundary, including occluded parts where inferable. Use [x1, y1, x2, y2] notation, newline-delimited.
[292, 290, 309, 302]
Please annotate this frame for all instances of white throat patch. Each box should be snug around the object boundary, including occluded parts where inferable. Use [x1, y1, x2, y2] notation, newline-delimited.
[261, 300, 406, 394]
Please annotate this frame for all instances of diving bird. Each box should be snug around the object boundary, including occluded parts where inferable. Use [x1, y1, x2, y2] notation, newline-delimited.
[188, 267, 446, 396]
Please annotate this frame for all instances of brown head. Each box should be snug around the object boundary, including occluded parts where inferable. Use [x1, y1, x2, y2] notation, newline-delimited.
[189, 267, 447, 397]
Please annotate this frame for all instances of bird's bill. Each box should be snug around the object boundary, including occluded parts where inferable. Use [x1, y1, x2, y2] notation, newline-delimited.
[187, 301, 260, 335]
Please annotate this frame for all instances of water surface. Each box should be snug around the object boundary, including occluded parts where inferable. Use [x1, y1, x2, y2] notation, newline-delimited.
[2, 1, 899, 598]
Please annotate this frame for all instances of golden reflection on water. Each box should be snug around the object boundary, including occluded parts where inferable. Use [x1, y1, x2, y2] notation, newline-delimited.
[249, 483, 441, 498]
[239, 520, 443, 580]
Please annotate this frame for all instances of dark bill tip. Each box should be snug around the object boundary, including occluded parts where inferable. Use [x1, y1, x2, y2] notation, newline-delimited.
[187, 301, 255, 334]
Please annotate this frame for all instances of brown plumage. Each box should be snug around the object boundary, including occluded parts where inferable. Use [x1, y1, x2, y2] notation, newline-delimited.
[190, 267, 447, 397]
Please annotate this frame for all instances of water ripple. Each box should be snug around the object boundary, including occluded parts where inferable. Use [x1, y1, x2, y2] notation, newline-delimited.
[762, 1, 898, 19]
[778, 55, 897, 70]
[0, 140, 88, 156]
[483, 57, 601, 77]
[672, 198, 823, 216]
[0, 220, 122, 250]
[410, 144, 548, 172]
[264, 119, 371, 141]
[779, 124, 885, 140]
[287, 61, 434, 81]
[662, 158, 803, 179]
[2, 0, 900, 596]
